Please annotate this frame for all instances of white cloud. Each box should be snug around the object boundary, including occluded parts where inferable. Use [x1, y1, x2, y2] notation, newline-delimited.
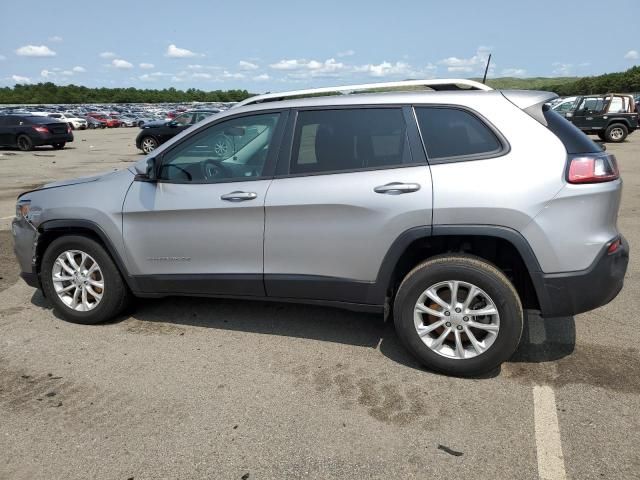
[270, 58, 345, 78]
[439, 47, 491, 74]
[501, 68, 527, 77]
[139, 63, 154, 69]
[139, 71, 172, 82]
[187, 64, 203, 70]
[253, 73, 270, 81]
[40, 69, 53, 78]
[112, 58, 133, 69]
[238, 60, 259, 71]
[337, 49, 355, 57]
[12, 75, 31, 84]
[16, 44, 56, 57]
[166, 44, 201, 58]
[192, 72, 212, 79]
[354, 61, 412, 77]
[222, 71, 245, 79]
[72, 66, 86, 73]
[624, 50, 639, 60]
[552, 62, 573, 76]
[49, 36, 63, 42]
[61, 70, 73, 76]
[100, 51, 117, 59]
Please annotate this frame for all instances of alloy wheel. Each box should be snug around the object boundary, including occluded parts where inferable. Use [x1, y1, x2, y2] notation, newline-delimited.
[413, 280, 500, 360]
[52, 250, 104, 312]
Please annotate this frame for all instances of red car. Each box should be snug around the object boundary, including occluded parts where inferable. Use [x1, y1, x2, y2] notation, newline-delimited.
[88, 113, 121, 128]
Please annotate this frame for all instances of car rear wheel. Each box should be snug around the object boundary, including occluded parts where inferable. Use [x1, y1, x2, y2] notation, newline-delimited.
[41, 235, 131, 324]
[140, 136, 158, 154]
[52, 142, 65, 150]
[393, 255, 523, 376]
[16, 135, 33, 151]
[605, 124, 628, 143]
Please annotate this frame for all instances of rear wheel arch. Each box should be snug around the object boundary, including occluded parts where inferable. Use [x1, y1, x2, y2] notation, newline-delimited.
[378, 226, 544, 312]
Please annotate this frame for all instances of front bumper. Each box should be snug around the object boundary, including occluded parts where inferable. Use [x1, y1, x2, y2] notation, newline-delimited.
[12, 216, 41, 289]
[539, 236, 629, 317]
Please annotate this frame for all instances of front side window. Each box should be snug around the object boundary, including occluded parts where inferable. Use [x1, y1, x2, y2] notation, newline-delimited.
[158, 112, 280, 183]
[415, 107, 502, 160]
[290, 108, 411, 175]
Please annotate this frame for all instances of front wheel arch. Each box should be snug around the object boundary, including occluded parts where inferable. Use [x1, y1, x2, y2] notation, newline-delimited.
[36, 221, 138, 293]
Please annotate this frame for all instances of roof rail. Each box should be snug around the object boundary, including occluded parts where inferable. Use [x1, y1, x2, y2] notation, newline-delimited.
[233, 78, 492, 108]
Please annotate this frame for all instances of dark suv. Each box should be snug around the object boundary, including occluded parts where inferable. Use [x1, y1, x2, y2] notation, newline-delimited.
[135, 109, 220, 154]
[566, 94, 639, 142]
[0, 115, 73, 151]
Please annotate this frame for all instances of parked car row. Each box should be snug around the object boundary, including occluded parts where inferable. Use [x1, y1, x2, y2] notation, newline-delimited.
[549, 93, 639, 142]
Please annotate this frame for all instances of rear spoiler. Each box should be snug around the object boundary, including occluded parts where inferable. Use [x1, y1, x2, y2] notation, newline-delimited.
[501, 90, 558, 126]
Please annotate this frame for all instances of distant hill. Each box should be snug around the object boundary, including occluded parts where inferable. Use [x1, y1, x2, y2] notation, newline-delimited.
[476, 77, 579, 90]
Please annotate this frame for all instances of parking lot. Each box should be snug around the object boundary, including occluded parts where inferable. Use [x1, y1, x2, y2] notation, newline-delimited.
[0, 128, 638, 479]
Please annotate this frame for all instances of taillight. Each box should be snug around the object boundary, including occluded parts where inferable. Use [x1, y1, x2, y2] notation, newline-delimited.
[607, 237, 621, 254]
[567, 153, 619, 184]
[33, 126, 49, 134]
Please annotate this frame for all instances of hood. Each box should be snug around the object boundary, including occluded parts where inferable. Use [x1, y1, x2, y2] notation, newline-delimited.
[42, 170, 122, 189]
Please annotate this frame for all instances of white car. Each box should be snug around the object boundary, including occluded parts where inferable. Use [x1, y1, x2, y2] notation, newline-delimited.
[47, 113, 88, 130]
[550, 96, 578, 117]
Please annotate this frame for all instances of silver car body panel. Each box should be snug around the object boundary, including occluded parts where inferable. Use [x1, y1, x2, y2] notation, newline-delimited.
[264, 166, 432, 281]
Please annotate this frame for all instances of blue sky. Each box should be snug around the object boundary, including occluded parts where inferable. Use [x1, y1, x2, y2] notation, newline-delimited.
[1, 0, 639, 92]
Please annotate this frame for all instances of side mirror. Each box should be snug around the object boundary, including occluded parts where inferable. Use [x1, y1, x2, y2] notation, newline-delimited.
[135, 157, 158, 182]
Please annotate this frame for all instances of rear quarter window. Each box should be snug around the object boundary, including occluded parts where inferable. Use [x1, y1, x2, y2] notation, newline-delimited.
[542, 106, 602, 154]
[414, 107, 504, 162]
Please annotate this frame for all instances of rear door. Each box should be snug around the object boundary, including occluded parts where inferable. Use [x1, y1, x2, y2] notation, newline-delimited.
[263, 106, 432, 305]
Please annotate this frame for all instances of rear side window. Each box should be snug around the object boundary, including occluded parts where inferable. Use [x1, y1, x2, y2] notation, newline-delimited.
[415, 107, 503, 161]
[542, 106, 601, 154]
[290, 108, 411, 174]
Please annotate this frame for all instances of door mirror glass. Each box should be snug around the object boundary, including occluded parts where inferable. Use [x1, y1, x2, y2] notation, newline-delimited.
[135, 157, 158, 182]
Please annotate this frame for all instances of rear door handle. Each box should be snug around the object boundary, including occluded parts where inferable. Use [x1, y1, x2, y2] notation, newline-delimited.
[220, 191, 258, 202]
[374, 182, 421, 195]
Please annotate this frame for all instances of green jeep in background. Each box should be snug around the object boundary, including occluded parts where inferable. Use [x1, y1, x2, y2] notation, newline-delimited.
[566, 93, 639, 142]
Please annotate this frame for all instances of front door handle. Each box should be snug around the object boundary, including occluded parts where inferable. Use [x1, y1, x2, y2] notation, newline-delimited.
[374, 182, 421, 195]
[220, 191, 258, 202]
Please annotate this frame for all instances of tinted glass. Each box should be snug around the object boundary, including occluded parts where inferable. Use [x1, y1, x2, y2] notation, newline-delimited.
[159, 112, 280, 183]
[415, 107, 502, 160]
[543, 106, 601, 154]
[290, 108, 410, 174]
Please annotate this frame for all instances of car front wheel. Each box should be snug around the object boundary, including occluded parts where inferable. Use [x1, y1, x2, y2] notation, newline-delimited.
[41, 235, 131, 324]
[393, 255, 523, 376]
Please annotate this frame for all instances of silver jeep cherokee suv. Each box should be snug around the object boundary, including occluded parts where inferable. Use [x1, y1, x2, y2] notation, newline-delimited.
[12, 79, 629, 376]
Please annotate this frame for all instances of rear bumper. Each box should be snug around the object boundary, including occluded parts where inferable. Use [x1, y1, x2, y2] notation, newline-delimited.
[539, 236, 629, 317]
[33, 133, 74, 146]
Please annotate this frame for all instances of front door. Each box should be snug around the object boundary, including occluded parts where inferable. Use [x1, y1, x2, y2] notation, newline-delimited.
[572, 97, 607, 131]
[122, 110, 285, 296]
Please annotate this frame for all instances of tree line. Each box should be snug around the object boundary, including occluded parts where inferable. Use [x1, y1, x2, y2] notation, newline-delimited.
[0, 82, 252, 104]
[1, 66, 639, 104]
[534, 66, 640, 96]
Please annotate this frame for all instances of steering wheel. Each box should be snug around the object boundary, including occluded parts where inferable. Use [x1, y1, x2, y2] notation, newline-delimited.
[202, 158, 232, 180]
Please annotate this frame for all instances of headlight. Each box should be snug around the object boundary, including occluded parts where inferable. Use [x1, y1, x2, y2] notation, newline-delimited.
[16, 199, 31, 219]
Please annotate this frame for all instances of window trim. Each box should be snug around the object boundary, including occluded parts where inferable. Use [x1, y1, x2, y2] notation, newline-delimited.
[154, 108, 289, 185]
[275, 104, 428, 179]
[412, 104, 510, 165]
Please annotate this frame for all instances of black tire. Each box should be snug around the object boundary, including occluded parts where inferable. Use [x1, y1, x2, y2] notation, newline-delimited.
[140, 136, 158, 154]
[16, 135, 33, 151]
[604, 123, 628, 143]
[41, 235, 131, 324]
[52, 142, 65, 150]
[393, 255, 523, 377]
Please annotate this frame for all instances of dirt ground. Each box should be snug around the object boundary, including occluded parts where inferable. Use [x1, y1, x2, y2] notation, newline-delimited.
[0, 128, 639, 479]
